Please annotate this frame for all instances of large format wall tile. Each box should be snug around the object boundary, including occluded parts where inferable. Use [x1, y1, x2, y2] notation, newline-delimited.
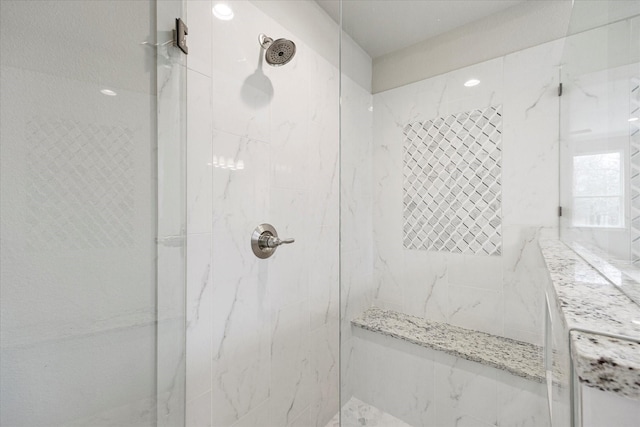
[340, 70, 375, 410]
[502, 40, 562, 229]
[433, 354, 498, 427]
[351, 329, 436, 427]
[186, 391, 213, 427]
[631, 75, 640, 265]
[211, 131, 271, 425]
[187, 69, 213, 234]
[186, 0, 212, 77]
[350, 329, 548, 427]
[371, 38, 562, 345]
[186, 233, 213, 403]
[202, 2, 341, 426]
[269, 302, 312, 426]
[496, 370, 549, 427]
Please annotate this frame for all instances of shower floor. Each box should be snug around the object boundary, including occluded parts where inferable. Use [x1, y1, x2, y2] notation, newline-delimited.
[325, 397, 411, 427]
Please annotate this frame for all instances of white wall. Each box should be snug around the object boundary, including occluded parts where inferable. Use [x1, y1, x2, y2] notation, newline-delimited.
[370, 38, 564, 347]
[183, 1, 341, 425]
[372, 0, 573, 93]
[339, 70, 374, 405]
[351, 328, 549, 427]
[183, 2, 214, 426]
[336, 36, 565, 426]
[581, 385, 640, 427]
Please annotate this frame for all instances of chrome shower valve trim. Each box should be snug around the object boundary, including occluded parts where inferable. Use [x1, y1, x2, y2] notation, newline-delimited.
[251, 223, 295, 259]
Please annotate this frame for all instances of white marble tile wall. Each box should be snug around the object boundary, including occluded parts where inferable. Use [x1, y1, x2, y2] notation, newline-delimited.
[631, 73, 640, 265]
[184, 1, 340, 426]
[370, 39, 564, 346]
[185, 2, 214, 426]
[340, 71, 375, 407]
[350, 328, 549, 427]
[157, 1, 190, 424]
[181, 0, 213, 422]
[544, 269, 571, 427]
[327, 397, 412, 427]
[581, 385, 640, 427]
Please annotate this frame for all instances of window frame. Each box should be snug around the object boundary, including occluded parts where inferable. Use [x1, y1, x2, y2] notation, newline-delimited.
[571, 149, 625, 229]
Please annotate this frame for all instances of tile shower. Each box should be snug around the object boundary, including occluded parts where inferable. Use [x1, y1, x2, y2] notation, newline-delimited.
[183, 1, 340, 425]
[186, 1, 564, 423]
[2, 1, 639, 426]
[339, 37, 564, 426]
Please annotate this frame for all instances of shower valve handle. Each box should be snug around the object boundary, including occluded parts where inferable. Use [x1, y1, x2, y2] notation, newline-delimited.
[261, 235, 295, 248]
[251, 223, 295, 259]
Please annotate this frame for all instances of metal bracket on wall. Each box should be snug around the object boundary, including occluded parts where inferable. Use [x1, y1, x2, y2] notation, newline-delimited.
[175, 18, 188, 54]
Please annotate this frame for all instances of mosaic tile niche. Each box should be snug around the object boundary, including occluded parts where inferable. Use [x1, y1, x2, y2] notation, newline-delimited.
[403, 106, 502, 256]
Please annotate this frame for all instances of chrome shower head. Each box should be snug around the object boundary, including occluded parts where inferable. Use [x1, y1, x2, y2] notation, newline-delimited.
[259, 33, 296, 67]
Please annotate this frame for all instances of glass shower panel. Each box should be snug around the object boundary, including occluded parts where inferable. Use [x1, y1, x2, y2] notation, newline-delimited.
[340, 1, 570, 426]
[0, 1, 186, 425]
[157, 1, 187, 426]
[559, 0, 640, 303]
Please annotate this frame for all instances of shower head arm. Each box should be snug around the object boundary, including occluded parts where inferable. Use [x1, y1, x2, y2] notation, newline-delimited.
[259, 34, 273, 49]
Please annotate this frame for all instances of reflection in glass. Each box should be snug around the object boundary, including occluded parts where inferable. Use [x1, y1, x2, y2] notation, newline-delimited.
[572, 152, 623, 228]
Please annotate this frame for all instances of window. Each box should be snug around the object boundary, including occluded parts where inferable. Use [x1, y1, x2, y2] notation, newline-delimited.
[572, 152, 624, 227]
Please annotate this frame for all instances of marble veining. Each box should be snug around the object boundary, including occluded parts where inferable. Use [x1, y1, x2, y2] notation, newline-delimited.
[325, 397, 411, 427]
[352, 307, 544, 383]
[539, 239, 640, 400]
[631, 77, 640, 268]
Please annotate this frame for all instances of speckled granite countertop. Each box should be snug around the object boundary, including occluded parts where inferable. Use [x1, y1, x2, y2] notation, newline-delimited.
[352, 307, 545, 383]
[539, 239, 640, 400]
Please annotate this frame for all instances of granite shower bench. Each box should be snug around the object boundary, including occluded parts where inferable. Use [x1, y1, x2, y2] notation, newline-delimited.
[352, 307, 545, 383]
[348, 307, 549, 426]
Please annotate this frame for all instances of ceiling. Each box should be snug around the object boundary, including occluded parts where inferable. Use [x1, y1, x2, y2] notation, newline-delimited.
[315, 0, 526, 58]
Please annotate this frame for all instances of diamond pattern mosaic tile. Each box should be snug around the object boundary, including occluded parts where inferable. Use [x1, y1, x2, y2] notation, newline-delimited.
[25, 116, 135, 251]
[403, 106, 502, 256]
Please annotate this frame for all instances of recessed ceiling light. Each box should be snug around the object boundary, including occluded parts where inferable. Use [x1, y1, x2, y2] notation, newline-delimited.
[213, 3, 234, 21]
[629, 117, 639, 122]
[464, 79, 480, 87]
[100, 89, 117, 96]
